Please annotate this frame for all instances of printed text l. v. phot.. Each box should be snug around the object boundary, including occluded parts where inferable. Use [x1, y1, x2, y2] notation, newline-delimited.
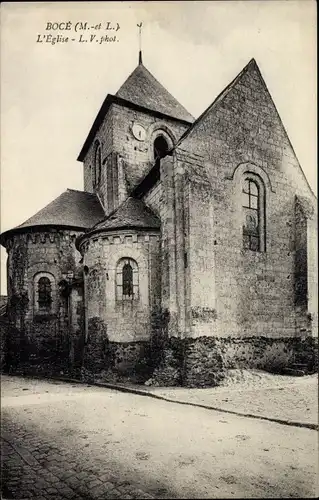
[36, 21, 120, 45]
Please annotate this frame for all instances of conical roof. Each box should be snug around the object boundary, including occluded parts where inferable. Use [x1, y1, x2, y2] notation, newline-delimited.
[116, 63, 194, 123]
[78, 62, 194, 161]
[89, 197, 160, 234]
[0, 189, 105, 245]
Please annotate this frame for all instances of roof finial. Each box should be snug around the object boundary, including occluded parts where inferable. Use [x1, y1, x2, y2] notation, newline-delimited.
[137, 22, 143, 65]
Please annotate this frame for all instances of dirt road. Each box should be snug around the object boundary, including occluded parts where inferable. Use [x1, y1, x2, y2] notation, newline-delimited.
[1, 376, 318, 498]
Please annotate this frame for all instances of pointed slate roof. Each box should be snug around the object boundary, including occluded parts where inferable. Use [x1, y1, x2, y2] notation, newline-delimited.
[87, 197, 160, 235]
[116, 63, 194, 123]
[0, 189, 105, 245]
[78, 63, 194, 161]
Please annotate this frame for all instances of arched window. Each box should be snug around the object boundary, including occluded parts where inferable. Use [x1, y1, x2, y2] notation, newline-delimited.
[38, 277, 52, 311]
[122, 263, 133, 297]
[116, 258, 138, 300]
[242, 175, 265, 252]
[93, 141, 102, 187]
[34, 272, 55, 314]
[153, 135, 169, 167]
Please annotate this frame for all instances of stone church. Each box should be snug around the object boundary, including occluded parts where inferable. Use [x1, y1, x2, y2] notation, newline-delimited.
[1, 54, 317, 386]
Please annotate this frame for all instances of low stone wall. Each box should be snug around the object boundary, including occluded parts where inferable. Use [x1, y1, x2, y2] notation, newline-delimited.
[149, 335, 318, 388]
[146, 337, 183, 387]
[0, 316, 77, 378]
[82, 317, 152, 383]
[3, 314, 317, 386]
[4, 338, 71, 378]
[0, 319, 24, 374]
[220, 337, 295, 372]
[0, 318, 10, 372]
[81, 340, 152, 384]
[218, 336, 318, 374]
[147, 337, 225, 388]
[292, 336, 318, 372]
[183, 338, 225, 388]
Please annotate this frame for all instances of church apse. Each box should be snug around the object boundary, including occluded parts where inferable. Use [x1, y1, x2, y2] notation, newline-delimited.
[1, 55, 317, 386]
[76, 197, 161, 382]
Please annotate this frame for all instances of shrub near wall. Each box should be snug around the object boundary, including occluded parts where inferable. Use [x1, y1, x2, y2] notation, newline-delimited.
[147, 337, 183, 386]
[81, 317, 153, 383]
[217, 336, 318, 374]
[81, 317, 110, 381]
[182, 337, 225, 387]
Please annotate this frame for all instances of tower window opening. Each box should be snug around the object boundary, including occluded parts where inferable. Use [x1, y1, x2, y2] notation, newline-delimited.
[154, 135, 169, 167]
[93, 141, 102, 187]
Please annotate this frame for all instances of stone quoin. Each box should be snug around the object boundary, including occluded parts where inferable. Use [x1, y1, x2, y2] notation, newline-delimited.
[0, 56, 317, 386]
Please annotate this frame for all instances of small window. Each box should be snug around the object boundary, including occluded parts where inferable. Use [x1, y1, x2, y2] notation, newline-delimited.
[93, 141, 102, 187]
[34, 273, 55, 314]
[116, 258, 138, 300]
[153, 135, 169, 167]
[38, 277, 52, 311]
[242, 176, 265, 252]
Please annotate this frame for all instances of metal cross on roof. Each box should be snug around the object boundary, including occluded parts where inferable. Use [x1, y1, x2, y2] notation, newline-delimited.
[137, 22, 143, 65]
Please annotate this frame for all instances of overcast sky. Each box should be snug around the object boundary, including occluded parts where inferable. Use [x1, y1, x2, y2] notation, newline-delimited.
[1, 0, 317, 293]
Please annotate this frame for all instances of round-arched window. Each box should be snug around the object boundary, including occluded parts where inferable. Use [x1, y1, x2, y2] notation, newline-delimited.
[34, 272, 55, 314]
[93, 142, 102, 187]
[116, 258, 139, 301]
[153, 135, 170, 167]
[242, 175, 265, 252]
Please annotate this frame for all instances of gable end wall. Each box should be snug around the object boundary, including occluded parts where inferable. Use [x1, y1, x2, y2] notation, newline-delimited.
[178, 62, 317, 339]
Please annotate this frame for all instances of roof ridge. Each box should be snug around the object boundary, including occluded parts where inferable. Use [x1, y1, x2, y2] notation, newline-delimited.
[88, 196, 160, 235]
[0, 189, 105, 245]
[175, 57, 316, 199]
[67, 188, 98, 197]
[93, 195, 158, 225]
[251, 61, 317, 200]
[176, 58, 256, 148]
[115, 62, 194, 123]
[78, 64, 194, 162]
[67, 188, 85, 193]
[97, 195, 131, 226]
[135, 64, 194, 118]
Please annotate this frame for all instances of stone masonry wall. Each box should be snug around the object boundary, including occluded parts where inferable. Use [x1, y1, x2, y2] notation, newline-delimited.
[80, 228, 161, 379]
[176, 59, 317, 340]
[307, 216, 318, 337]
[142, 181, 162, 217]
[149, 335, 318, 388]
[82, 316, 151, 384]
[111, 104, 188, 192]
[83, 107, 114, 199]
[4, 229, 84, 373]
[83, 102, 189, 216]
[81, 229, 160, 342]
[186, 175, 216, 337]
